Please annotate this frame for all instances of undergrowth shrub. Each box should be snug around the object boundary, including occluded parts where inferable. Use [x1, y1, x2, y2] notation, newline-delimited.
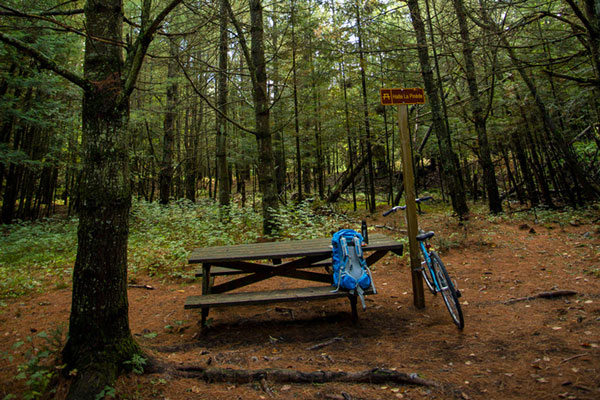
[1, 327, 65, 400]
[0, 218, 78, 298]
[0, 199, 344, 296]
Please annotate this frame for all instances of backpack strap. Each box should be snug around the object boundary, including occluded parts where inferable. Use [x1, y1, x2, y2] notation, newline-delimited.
[353, 236, 363, 258]
[332, 237, 350, 293]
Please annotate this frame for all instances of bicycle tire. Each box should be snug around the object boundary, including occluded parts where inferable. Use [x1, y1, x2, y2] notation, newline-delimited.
[420, 249, 437, 295]
[430, 252, 464, 329]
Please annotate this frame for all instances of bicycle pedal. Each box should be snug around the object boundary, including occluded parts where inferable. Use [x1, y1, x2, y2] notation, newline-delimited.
[456, 289, 462, 298]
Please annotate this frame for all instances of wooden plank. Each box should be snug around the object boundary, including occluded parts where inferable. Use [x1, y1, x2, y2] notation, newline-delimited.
[184, 286, 375, 309]
[210, 255, 330, 294]
[188, 233, 402, 264]
[194, 259, 333, 277]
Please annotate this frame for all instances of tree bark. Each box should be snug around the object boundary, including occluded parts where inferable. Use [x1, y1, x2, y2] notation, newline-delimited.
[291, 0, 303, 203]
[249, 0, 278, 234]
[159, 38, 178, 205]
[62, 1, 140, 397]
[355, 3, 376, 213]
[216, 0, 230, 207]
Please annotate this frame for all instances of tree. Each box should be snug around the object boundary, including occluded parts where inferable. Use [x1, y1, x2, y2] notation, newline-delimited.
[160, 37, 178, 205]
[226, 0, 279, 234]
[0, 0, 184, 397]
[451, 0, 502, 213]
[216, 0, 231, 207]
[406, 0, 469, 219]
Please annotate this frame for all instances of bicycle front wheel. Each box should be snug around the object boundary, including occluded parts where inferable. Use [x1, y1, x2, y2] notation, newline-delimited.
[430, 252, 464, 329]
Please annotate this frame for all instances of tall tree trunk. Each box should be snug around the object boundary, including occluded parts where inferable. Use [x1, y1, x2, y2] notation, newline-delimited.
[62, 1, 140, 397]
[309, 36, 324, 199]
[451, 0, 502, 213]
[160, 38, 178, 204]
[248, 0, 278, 234]
[291, 0, 302, 202]
[341, 59, 357, 211]
[270, 6, 286, 199]
[407, 0, 469, 218]
[216, 0, 230, 206]
[355, 3, 376, 213]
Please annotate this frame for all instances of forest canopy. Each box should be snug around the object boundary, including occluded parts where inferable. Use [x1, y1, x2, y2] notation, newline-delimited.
[1, 0, 599, 225]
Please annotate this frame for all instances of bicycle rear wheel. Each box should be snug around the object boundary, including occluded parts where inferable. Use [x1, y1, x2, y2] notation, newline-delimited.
[430, 252, 464, 329]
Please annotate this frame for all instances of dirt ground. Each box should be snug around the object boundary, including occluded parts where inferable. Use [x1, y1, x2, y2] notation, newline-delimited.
[1, 207, 599, 399]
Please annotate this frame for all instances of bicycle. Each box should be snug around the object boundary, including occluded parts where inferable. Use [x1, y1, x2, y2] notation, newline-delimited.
[383, 196, 464, 329]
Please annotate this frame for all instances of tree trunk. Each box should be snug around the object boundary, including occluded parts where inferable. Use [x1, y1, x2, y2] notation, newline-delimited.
[407, 0, 469, 218]
[62, 1, 141, 397]
[216, 0, 230, 207]
[291, 0, 302, 202]
[355, 3, 376, 213]
[451, 0, 502, 213]
[270, 8, 286, 199]
[340, 59, 357, 211]
[249, 0, 278, 234]
[160, 38, 178, 205]
[327, 154, 369, 203]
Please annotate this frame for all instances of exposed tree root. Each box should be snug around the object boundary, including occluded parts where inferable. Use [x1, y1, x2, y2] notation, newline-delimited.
[504, 290, 577, 304]
[172, 365, 439, 387]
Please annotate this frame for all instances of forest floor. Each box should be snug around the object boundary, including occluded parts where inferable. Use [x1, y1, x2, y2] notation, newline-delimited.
[1, 205, 599, 399]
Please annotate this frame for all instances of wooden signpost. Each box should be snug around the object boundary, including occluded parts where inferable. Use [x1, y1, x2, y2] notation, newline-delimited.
[380, 88, 426, 308]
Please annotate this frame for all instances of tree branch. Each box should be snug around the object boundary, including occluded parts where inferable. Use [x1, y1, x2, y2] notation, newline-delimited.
[0, 4, 123, 46]
[563, 0, 595, 35]
[120, 0, 185, 105]
[176, 56, 258, 136]
[542, 69, 600, 85]
[223, 0, 258, 90]
[0, 31, 89, 90]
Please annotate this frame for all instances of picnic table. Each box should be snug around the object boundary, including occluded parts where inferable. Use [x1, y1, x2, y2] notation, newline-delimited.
[185, 233, 403, 325]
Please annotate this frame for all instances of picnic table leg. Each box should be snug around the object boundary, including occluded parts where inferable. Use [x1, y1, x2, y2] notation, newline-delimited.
[348, 294, 358, 324]
[201, 263, 211, 327]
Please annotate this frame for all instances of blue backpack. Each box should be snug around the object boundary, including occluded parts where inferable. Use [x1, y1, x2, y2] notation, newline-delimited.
[331, 229, 376, 310]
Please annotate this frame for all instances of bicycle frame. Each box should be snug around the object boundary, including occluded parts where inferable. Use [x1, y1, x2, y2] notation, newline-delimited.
[419, 240, 440, 291]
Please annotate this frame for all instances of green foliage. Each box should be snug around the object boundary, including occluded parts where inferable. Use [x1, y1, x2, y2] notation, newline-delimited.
[128, 198, 263, 278]
[95, 386, 116, 400]
[0, 199, 342, 297]
[3, 328, 65, 400]
[269, 200, 338, 240]
[0, 218, 78, 298]
[524, 204, 600, 226]
[123, 354, 146, 375]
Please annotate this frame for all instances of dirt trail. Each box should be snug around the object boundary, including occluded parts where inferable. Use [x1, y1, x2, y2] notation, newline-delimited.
[1, 211, 599, 399]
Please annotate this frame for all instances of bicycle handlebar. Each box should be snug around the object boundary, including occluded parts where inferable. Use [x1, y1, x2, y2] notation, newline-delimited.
[382, 196, 433, 216]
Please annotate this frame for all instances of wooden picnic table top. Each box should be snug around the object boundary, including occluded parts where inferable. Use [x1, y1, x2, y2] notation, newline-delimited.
[188, 233, 402, 264]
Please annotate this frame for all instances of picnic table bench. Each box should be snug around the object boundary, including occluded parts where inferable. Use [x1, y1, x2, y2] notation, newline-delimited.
[185, 233, 403, 325]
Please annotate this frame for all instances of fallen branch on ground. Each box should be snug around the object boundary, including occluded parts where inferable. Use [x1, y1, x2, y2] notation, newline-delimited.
[174, 366, 439, 387]
[504, 290, 577, 304]
[559, 353, 589, 364]
[128, 284, 154, 290]
[307, 336, 343, 351]
[375, 224, 407, 233]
